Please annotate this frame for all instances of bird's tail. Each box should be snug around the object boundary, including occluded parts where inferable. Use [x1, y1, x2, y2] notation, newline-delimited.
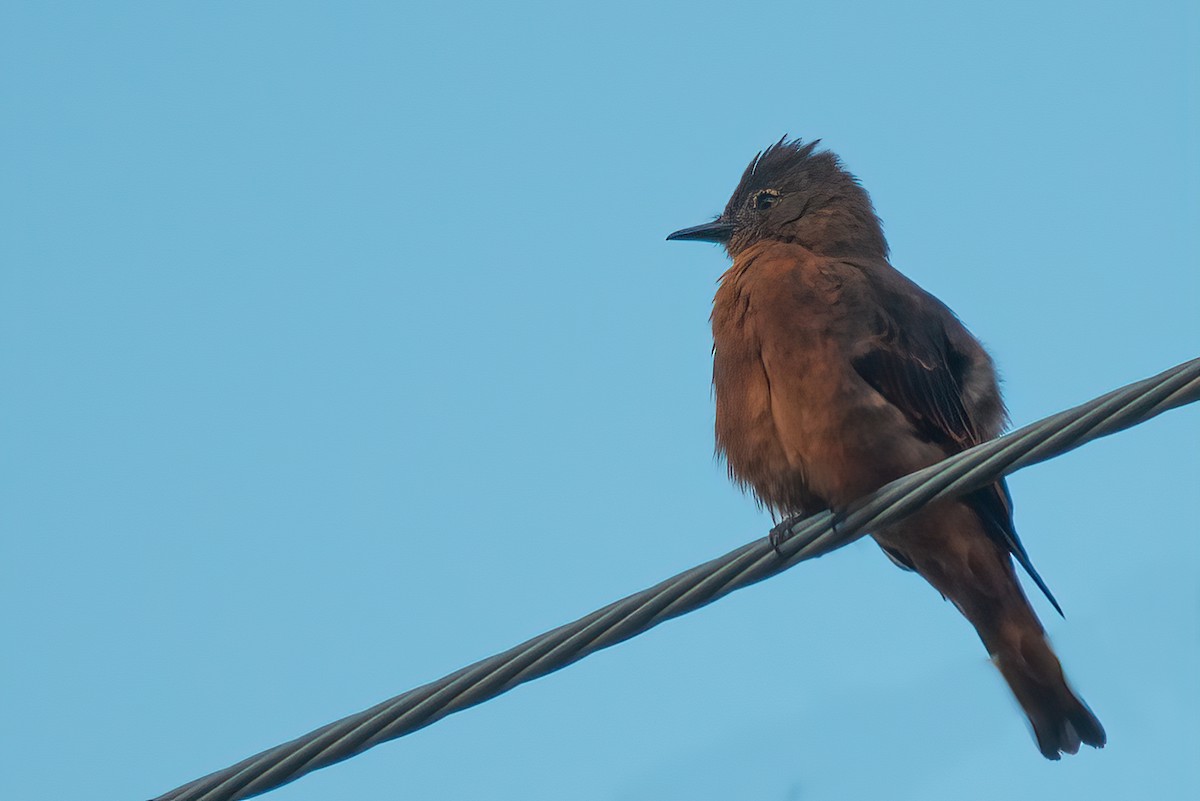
[987, 623, 1107, 759]
[876, 501, 1106, 758]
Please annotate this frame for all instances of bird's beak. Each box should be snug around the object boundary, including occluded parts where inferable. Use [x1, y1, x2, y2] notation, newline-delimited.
[666, 219, 734, 243]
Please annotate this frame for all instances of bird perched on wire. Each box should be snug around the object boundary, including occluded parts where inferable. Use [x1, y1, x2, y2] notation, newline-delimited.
[667, 137, 1105, 759]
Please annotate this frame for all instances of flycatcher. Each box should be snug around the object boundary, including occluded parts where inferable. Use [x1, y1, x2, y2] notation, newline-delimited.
[668, 137, 1104, 759]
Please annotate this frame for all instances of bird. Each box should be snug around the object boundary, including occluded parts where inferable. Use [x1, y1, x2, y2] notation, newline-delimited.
[666, 137, 1105, 759]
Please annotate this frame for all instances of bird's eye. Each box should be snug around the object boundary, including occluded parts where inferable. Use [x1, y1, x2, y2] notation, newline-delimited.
[753, 190, 779, 211]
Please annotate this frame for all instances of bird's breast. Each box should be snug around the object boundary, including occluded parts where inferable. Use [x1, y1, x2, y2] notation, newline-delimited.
[709, 246, 852, 514]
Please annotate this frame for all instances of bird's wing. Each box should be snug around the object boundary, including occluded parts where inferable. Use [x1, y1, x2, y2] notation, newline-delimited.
[849, 271, 1063, 615]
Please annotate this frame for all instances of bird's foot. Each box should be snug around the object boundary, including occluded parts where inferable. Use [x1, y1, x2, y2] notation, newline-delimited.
[770, 507, 852, 556]
[768, 515, 804, 555]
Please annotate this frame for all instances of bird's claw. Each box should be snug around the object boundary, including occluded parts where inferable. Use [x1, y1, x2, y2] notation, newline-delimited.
[770, 509, 850, 557]
[768, 516, 801, 555]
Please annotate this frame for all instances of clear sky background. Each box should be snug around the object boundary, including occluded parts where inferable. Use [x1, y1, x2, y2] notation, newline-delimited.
[3, 2, 1198, 800]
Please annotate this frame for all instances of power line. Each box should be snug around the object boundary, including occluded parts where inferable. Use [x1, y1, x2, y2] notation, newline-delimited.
[151, 357, 1200, 801]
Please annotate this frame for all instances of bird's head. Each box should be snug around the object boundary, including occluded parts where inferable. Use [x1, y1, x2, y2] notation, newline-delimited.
[667, 137, 887, 260]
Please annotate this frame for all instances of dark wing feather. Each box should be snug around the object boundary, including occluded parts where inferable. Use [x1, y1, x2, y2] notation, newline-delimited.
[851, 286, 1062, 615]
[852, 337, 978, 448]
[966, 481, 1062, 616]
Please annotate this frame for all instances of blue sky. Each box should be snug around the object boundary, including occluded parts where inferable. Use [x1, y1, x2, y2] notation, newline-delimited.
[2, 2, 1197, 799]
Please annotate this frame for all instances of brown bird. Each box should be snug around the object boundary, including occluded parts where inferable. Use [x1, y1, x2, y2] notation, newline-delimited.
[667, 137, 1105, 759]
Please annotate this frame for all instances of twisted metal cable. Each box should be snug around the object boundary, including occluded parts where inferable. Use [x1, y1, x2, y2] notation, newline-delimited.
[152, 357, 1200, 801]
